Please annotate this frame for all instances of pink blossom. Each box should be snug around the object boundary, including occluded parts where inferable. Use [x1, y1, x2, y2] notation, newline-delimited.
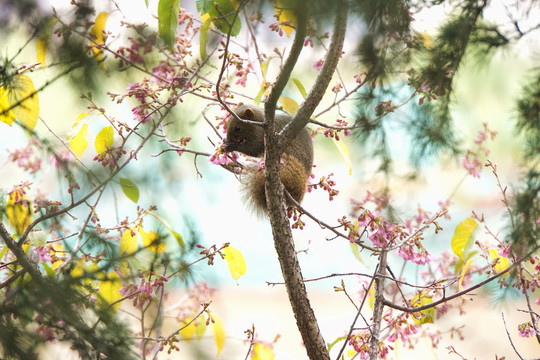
[8, 140, 42, 174]
[462, 150, 482, 178]
[151, 61, 176, 84]
[49, 149, 73, 167]
[498, 245, 511, 258]
[518, 322, 537, 338]
[313, 59, 324, 71]
[397, 243, 433, 265]
[32, 246, 52, 263]
[209, 145, 235, 165]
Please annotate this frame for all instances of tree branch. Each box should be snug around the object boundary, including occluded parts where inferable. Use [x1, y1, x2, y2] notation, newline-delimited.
[281, 0, 349, 145]
[368, 250, 388, 360]
[383, 244, 540, 313]
[0, 221, 42, 281]
[262, 2, 341, 360]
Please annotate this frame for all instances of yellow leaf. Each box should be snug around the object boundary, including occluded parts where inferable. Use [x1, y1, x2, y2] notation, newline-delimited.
[36, 17, 58, 66]
[332, 137, 352, 175]
[120, 228, 139, 255]
[368, 286, 375, 310]
[95, 125, 114, 154]
[411, 293, 434, 325]
[7, 74, 40, 131]
[97, 271, 122, 311]
[488, 249, 510, 277]
[179, 317, 197, 341]
[0, 87, 16, 125]
[420, 32, 434, 49]
[140, 227, 166, 253]
[74, 112, 89, 124]
[148, 212, 186, 250]
[274, 0, 296, 37]
[451, 217, 478, 261]
[212, 314, 226, 355]
[90, 12, 108, 61]
[50, 243, 65, 270]
[147, 211, 185, 250]
[70, 261, 101, 291]
[252, 343, 275, 360]
[279, 96, 299, 115]
[180, 316, 207, 341]
[346, 349, 357, 357]
[350, 242, 365, 265]
[36, 36, 48, 66]
[458, 257, 476, 291]
[200, 12, 211, 23]
[70, 123, 89, 158]
[6, 191, 33, 235]
[223, 246, 246, 281]
[195, 319, 207, 340]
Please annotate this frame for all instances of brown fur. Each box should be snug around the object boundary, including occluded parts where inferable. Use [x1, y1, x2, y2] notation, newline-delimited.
[223, 104, 313, 215]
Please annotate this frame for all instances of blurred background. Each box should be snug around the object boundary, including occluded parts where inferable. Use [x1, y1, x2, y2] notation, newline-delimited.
[1, 0, 539, 358]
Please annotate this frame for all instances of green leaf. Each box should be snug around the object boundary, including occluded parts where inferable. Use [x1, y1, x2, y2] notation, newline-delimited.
[158, 0, 181, 50]
[199, 17, 211, 60]
[253, 87, 265, 106]
[196, 0, 214, 13]
[208, 0, 241, 36]
[119, 177, 139, 203]
[172, 230, 185, 249]
[0, 245, 8, 261]
[327, 336, 347, 353]
[451, 217, 478, 261]
[291, 78, 307, 99]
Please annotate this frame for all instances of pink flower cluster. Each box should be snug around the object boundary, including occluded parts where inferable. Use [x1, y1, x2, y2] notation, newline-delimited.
[349, 332, 391, 359]
[209, 144, 236, 165]
[347, 192, 435, 265]
[386, 315, 419, 343]
[8, 138, 42, 174]
[307, 173, 339, 201]
[461, 122, 498, 178]
[518, 322, 537, 338]
[119, 273, 168, 308]
[323, 119, 351, 140]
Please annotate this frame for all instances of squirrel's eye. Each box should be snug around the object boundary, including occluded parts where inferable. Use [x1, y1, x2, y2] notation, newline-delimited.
[234, 125, 241, 131]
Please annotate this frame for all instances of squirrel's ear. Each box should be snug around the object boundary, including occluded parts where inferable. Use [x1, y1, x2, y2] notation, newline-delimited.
[243, 108, 255, 120]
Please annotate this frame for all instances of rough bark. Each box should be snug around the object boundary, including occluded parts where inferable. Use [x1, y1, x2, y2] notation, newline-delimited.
[368, 251, 388, 360]
[263, 1, 349, 359]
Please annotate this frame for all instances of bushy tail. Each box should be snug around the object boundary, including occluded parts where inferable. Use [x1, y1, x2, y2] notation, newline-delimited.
[241, 166, 267, 217]
[241, 156, 309, 217]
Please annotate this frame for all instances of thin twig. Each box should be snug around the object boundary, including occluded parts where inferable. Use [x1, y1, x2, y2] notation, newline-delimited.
[501, 312, 525, 360]
[336, 264, 379, 360]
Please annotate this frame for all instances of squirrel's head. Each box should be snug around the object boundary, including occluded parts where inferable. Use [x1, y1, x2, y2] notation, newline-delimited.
[223, 104, 265, 157]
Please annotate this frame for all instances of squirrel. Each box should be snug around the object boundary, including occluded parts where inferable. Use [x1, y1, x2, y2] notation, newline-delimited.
[223, 104, 313, 215]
